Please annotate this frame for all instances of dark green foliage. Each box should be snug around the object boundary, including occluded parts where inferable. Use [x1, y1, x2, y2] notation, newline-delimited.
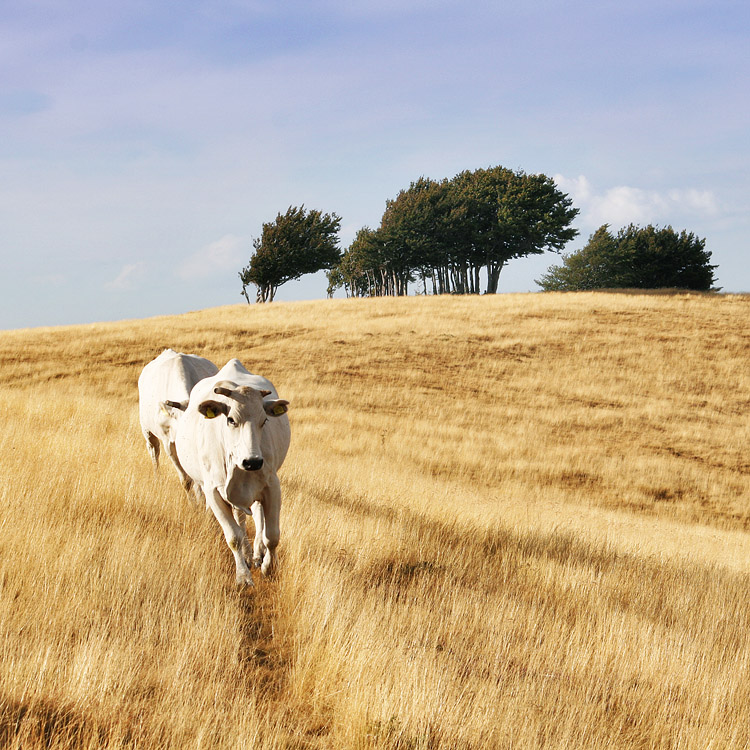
[326, 227, 388, 298]
[537, 224, 718, 292]
[327, 166, 579, 297]
[240, 205, 342, 303]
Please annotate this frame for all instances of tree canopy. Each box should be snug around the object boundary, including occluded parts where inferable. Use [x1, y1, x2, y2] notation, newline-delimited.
[536, 224, 718, 292]
[327, 166, 579, 297]
[240, 205, 342, 303]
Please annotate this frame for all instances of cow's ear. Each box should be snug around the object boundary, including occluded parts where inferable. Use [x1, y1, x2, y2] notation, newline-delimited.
[198, 400, 229, 419]
[263, 399, 289, 417]
[160, 400, 187, 419]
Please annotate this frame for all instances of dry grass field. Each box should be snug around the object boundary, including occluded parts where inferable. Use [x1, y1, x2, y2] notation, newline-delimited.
[1, 291, 749, 749]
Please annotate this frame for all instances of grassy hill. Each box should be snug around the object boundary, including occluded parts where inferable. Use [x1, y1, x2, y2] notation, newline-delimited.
[1, 292, 749, 748]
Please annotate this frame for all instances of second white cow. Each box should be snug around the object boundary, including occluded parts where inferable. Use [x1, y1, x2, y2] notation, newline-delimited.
[175, 359, 290, 586]
[138, 349, 219, 493]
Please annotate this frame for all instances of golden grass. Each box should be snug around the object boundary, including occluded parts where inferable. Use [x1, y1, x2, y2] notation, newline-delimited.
[1, 291, 750, 748]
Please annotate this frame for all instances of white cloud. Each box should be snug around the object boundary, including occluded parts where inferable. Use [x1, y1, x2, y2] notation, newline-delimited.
[105, 262, 146, 290]
[178, 234, 245, 281]
[554, 175, 721, 230]
[667, 188, 719, 216]
[554, 174, 593, 205]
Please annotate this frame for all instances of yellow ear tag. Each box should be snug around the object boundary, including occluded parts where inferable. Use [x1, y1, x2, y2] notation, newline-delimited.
[272, 404, 286, 416]
[205, 407, 216, 419]
[160, 404, 170, 417]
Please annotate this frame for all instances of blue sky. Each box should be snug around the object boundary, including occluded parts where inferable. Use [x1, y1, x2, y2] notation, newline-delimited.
[1, 0, 747, 329]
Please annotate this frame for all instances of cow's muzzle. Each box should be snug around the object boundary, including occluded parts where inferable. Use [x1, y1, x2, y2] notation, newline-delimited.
[241, 457, 264, 472]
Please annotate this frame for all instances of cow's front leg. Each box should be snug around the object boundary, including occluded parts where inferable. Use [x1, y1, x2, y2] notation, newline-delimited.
[232, 507, 254, 564]
[260, 475, 281, 577]
[206, 488, 253, 586]
[250, 501, 266, 568]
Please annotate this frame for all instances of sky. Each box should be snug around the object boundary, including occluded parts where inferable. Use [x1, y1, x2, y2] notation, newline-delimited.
[1, 0, 748, 330]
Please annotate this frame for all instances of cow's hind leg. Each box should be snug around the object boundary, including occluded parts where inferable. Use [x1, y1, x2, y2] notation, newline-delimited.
[207, 488, 253, 587]
[145, 432, 160, 470]
[167, 441, 197, 502]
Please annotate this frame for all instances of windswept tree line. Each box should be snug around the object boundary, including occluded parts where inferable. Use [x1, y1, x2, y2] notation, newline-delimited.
[327, 167, 579, 297]
[239, 164, 717, 302]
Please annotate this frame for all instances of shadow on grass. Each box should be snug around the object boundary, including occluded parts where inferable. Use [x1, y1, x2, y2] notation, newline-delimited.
[290, 475, 750, 641]
[0, 694, 106, 748]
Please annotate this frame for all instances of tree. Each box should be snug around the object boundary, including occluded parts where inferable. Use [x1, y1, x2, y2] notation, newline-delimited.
[441, 167, 580, 293]
[377, 177, 451, 296]
[327, 165, 579, 298]
[536, 224, 718, 292]
[326, 226, 385, 298]
[240, 205, 342, 303]
[326, 181, 450, 299]
[535, 225, 620, 290]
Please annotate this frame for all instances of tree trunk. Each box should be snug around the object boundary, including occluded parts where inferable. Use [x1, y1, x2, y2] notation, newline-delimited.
[486, 261, 505, 293]
[451, 265, 465, 294]
[256, 283, 276, 303]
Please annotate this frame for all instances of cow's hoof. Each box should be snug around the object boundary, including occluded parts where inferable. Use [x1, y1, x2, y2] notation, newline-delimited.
[261, 559, 276, 578]
[235, 572, 254, 587]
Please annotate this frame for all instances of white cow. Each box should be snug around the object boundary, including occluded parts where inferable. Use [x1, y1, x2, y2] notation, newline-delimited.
[175, 359, 290, 586]
[138, 349, 219, 494]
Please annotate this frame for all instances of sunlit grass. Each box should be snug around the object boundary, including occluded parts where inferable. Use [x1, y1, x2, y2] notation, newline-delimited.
[1, 291, 750, 747]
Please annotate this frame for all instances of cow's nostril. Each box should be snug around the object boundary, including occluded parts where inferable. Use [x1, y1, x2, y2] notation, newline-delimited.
[242, 457, 264, 471]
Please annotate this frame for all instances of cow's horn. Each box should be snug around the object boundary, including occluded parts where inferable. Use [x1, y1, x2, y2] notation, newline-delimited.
[213, 380, 237, 398]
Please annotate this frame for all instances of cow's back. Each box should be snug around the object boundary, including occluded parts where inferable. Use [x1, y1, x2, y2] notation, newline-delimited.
[215, 358, 278, 397]
[139, 350, 218, 436]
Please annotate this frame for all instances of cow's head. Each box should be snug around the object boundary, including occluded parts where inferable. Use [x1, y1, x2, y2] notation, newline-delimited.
[197, 381, 289, 472]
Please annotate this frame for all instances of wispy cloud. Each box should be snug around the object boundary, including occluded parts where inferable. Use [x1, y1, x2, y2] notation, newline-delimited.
[105, 262, 147, 290]
[554, 175, 721, 230]
[178, 234, 245, 281]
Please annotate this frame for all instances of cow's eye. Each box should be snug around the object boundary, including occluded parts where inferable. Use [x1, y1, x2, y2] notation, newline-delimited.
[261, 418, 268, 428]
[227, 416, 237, 427]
